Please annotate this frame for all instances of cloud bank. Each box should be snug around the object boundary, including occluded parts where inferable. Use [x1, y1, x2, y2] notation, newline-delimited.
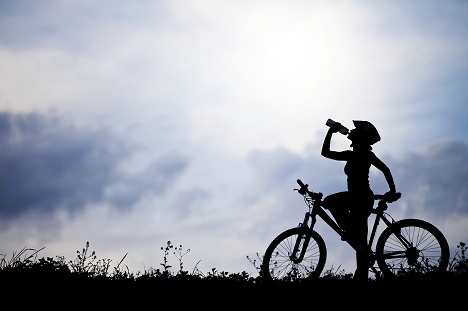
[0, 111, 466, 274]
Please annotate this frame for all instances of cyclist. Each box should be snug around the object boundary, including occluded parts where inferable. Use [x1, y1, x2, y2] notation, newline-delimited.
[321, 120, 397, 281]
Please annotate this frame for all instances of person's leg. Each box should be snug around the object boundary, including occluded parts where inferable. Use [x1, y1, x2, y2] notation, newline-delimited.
[323, 192, 350, 231]
[352, 216, 369, 281]
[349, 191, 374, 281]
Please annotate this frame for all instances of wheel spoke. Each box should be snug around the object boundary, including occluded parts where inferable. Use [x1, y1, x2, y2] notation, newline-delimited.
[262, 228, 326, 281]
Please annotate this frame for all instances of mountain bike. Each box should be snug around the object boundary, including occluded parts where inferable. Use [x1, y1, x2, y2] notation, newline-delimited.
[261, 179, 450, 280]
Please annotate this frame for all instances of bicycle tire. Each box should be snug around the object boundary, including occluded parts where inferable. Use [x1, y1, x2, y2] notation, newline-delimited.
[375, 218, 450, 278]
[261, 227, 327, 281]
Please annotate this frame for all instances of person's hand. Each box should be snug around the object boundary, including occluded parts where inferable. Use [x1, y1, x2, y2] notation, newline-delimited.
[384, 190, 401, 202]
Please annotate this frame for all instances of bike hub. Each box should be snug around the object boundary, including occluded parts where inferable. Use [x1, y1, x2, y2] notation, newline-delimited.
[406, 247, 420, 265]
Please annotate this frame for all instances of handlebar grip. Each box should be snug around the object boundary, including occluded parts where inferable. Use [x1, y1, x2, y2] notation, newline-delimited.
[375, 192, 402, 203]
[296, 179, 309, 195]
[387, 192, 402, 202]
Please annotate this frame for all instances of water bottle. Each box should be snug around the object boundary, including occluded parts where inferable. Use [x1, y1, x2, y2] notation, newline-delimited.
[326, 118, 349, 135]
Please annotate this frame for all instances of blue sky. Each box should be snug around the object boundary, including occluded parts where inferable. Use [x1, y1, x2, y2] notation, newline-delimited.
[0, 0, 467, 276]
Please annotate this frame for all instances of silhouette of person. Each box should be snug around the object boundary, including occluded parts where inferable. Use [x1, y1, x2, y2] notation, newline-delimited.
[321, 120, 397, 281]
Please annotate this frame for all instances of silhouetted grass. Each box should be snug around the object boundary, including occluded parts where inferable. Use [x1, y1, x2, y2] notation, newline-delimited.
[1, 240, 466, 302]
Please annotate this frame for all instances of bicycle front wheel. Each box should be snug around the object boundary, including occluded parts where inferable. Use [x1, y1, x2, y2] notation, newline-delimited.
[375, 218, 450, 278]
[261, 227, 327, 281]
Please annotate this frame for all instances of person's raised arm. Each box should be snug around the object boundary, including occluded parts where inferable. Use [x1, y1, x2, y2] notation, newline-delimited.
[321, 128, 334, 157]
[321, 128, 348, 160]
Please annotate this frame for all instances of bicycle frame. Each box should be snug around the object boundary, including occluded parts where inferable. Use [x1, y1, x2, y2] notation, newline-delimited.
[295, 190, 405, 276]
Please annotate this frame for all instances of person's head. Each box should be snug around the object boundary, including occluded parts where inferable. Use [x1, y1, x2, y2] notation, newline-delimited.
[348, 120, 380, 148]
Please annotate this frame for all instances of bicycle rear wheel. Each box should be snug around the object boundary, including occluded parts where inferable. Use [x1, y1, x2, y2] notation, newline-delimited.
[261, 227, 327, 281]
[375, 218, 449, 278]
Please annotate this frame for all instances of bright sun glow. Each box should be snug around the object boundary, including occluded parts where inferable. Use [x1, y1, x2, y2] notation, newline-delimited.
[235, 9, 354, 105]
[264, 30, 308, 75]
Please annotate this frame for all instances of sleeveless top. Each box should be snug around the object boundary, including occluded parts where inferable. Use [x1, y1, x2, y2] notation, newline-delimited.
[344, 150, 373, 194]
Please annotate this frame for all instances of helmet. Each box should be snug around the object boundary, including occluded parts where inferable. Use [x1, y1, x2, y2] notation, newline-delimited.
[352, 120, 381, 145]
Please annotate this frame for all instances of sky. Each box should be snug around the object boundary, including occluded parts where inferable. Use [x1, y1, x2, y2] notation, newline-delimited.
[0, 0, 467, 277]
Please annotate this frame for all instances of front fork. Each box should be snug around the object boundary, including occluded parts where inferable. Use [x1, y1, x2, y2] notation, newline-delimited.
[291, 212, 314, 263]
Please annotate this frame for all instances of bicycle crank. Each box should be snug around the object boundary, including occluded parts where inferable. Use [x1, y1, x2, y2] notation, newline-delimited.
[406, 246, 420, 265]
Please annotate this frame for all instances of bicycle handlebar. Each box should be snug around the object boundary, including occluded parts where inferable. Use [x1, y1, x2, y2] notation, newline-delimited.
[297, 179, 306, 188]
[296, 178, 401, 203]
[296, 179, 323, 200]
[374, 192, 401, 203]
[296, 179, 313, 195]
